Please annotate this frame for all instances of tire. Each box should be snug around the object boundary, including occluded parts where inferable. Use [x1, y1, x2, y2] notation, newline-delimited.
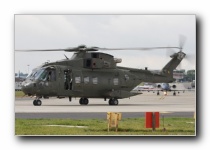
[109, 99, 113, 105]
[33, 100, 37, 106]
[79, 98, 84, 105]
[113, 99, 118, 105]
[37, 100, 42, 106]
[84, 98, 89, 105]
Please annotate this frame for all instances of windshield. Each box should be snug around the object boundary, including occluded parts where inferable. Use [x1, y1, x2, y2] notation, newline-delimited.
[34, 69, 45, 80]
[32, 67, 56, 81]
[26, 68, 42, 79]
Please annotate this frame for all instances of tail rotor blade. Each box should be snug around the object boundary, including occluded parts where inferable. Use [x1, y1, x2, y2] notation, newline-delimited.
[179, 35, 187, 51]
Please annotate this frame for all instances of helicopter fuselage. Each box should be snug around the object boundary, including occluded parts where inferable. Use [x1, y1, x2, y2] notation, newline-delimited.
[22, 65, 138, 99]
[21, 51, 184, 102]
[22, 64, 173, 99]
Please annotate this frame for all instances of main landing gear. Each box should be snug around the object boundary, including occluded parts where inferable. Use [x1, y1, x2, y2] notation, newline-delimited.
[79, 97, 119, 105]
[79, 98, 89, 105]
[109, 98, 119, 105]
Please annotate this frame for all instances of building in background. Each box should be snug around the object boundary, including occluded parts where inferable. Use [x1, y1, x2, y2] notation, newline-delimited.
[173, 69, 195, 82]
[15, 77, 25, 91]
[173, 69, 185, 82]
[15, 72, 28, 91]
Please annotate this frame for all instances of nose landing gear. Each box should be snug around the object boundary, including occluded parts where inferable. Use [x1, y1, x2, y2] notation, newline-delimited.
[33, 96, 42, 106]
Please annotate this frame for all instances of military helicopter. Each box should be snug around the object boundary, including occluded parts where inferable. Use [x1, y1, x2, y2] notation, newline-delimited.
[16, 44, 186, 106]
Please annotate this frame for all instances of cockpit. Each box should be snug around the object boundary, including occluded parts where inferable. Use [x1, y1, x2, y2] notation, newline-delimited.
[22, 66, 56, 96]
[26, 67, 56, 81]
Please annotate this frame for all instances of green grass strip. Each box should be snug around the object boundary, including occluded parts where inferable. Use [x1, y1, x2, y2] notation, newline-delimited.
[15, 117, 195, 135]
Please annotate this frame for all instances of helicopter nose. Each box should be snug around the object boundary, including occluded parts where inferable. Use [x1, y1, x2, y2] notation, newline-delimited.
[21, 81, 34, 95]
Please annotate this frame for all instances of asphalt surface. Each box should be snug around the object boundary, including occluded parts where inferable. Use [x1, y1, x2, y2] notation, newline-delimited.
[15, 112, 194, 119]
[15, 88, 196, 119]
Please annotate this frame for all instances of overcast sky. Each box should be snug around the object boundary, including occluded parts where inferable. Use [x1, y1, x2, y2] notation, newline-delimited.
[15, 15, 196, 74]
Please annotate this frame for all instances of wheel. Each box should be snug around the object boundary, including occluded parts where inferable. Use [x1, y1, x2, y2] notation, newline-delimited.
[79, 98, 89, 105]
[84, 98, 89, 105]
[109, 99, 113, 105]
[109, 98, 118, 105]
[173, 92, 176, 96]
[157, 92, 160, 95]
[33, 100, 42, 106]
[36, 100, 42, 106]
[79, 98, 84, 105]
[33, 100, 37, 106]
[113, 99, 119, 105]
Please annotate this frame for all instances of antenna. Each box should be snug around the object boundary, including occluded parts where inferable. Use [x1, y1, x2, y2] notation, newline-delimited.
[64, 54, 69, 60]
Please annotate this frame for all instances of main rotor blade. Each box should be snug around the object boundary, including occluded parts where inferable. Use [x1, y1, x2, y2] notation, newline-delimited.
[98, 47, 181, 51]
[15, 49, 67, 52]
[166, 47, 176, 57]
[15, 46, 182, 52]
[15, 47, 98, 52]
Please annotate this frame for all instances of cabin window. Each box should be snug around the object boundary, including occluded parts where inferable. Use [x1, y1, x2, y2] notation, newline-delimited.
[92, 77, 98, 84]
[75, 77, 81, 84]
[113, 78, 119, 85]
[84, 77, 89, 84]
[92, 53, 99, 58]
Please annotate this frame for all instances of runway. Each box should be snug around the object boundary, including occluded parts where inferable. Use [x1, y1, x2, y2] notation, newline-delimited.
[15, 90, 196, 119]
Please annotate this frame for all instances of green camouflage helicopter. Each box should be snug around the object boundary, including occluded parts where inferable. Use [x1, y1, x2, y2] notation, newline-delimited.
[16, 45, 186, 106]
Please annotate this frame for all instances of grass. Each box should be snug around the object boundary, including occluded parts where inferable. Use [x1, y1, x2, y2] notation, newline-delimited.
[15, 91, 25, 97]
[15, 117, 195, 136]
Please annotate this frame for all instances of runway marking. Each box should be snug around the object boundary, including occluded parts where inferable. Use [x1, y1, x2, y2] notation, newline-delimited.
[41, 125, 88, 128]
[159, 96, 165, 100]
[160, 111, 173, 114]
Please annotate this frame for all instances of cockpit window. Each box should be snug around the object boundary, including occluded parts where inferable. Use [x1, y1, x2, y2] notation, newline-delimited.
[26, 69, 39, 78]
[47, 69, 56, 81]
[26, 71, 33, 78]
[39, 70, 48, 81]
[34, 68, 56, 81]
[34, 69, 45, 80]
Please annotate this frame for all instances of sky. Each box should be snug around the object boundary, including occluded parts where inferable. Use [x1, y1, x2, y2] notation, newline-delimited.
[15, 15, 196, 74]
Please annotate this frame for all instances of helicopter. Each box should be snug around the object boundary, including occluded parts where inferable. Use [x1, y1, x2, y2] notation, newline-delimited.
[16, 44, 186, 106]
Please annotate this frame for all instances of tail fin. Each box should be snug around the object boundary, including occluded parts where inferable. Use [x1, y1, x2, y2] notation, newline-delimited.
[161, 51, 186, 77]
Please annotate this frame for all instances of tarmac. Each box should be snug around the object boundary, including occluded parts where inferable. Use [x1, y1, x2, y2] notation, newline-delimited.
[15, 89, 196, 119]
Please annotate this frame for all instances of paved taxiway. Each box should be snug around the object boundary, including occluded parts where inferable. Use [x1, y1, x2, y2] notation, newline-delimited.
[15, 91, 195, 119]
